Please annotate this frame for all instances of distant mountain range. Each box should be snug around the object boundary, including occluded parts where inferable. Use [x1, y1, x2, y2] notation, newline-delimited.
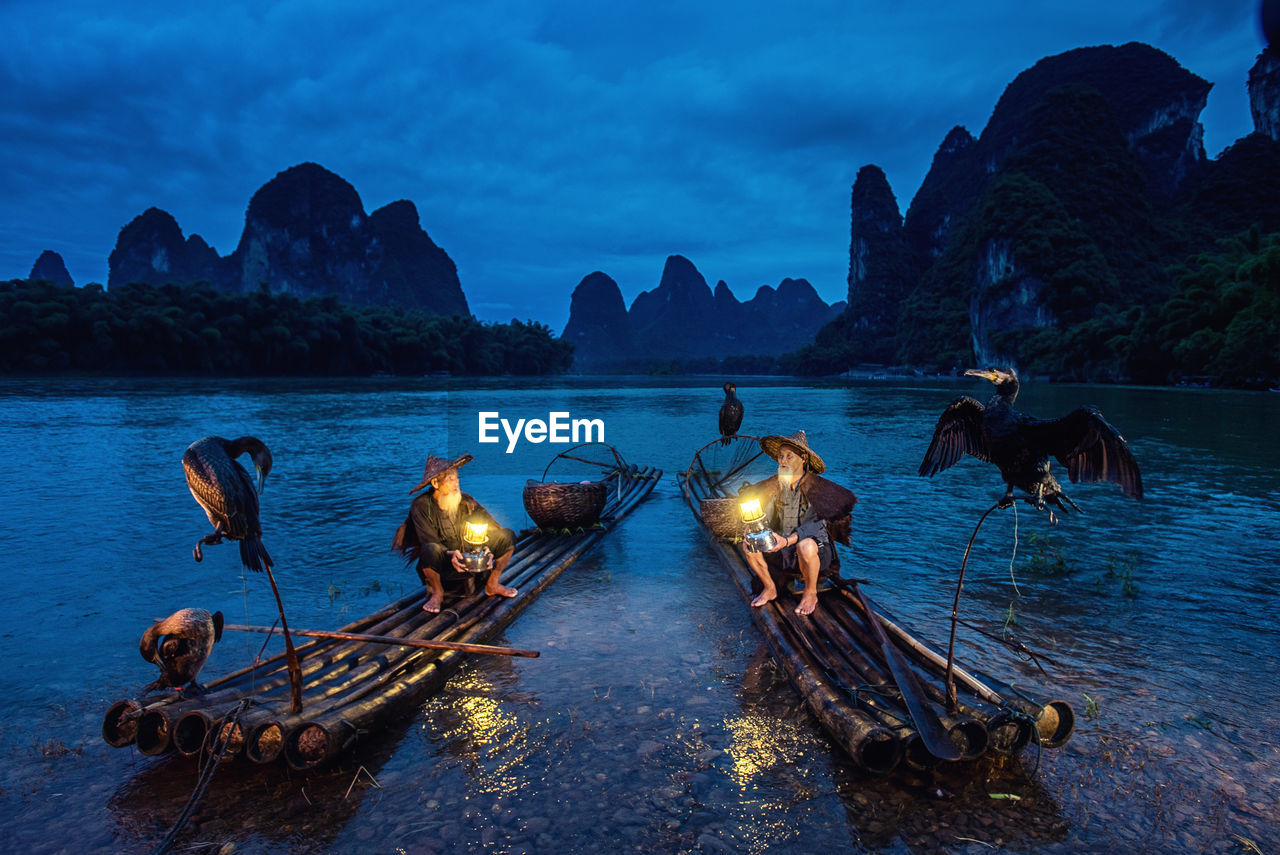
[104, 162, 470, 317]
[20, 41, 1280, 382]
[560, 255, 844, 370]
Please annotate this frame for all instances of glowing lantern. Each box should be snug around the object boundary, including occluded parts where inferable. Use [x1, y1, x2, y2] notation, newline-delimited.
[461, 521, 491, 572]
[739, 498, 764, 524]
[463, 521, 490, 546]
[739, 497, 781, 552]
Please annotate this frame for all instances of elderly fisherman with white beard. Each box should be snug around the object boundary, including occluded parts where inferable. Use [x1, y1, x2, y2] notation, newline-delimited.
[392, 453, 518, 613]
[740, 431, 858, 616]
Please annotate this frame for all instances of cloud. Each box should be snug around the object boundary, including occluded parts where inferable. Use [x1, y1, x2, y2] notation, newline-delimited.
[0, 0, 1265, 327]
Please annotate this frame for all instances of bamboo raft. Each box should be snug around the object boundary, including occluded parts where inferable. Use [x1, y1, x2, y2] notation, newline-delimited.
[680, 436, 1073, 776]
[103, 453, 660, 770]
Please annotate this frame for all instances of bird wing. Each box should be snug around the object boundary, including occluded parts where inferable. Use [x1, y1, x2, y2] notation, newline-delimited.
[719, 401, 744, 435]
[1024, 406, 1143, 499]
[918, 397, 990, 476]
[183, 440, 259, 538]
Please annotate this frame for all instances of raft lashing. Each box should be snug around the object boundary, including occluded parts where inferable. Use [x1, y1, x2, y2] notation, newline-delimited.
[104, 455, 660, 770]
[679, 435, 1073, 776]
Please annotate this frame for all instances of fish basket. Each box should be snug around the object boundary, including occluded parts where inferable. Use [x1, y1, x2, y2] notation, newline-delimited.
[699, 497, 743, 539]
[523, 480, 608, 530]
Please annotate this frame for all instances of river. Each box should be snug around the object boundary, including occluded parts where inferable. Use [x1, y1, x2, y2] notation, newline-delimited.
[0, 375, 1276, 854]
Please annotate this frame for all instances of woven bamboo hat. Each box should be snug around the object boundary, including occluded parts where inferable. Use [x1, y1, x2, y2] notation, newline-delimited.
[759, 430, 825, 474]
[410, 453, 473, 493]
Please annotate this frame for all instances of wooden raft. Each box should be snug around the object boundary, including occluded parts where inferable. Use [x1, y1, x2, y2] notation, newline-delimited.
[680, 436, 1073, 776]
[103, 462, 661, 770]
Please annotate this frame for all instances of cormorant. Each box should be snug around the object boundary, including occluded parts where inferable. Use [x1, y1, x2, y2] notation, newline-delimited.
[719, 382, 744, 446]
[919, 367, 1142, 520]
[182, 435, 303, 712]
[140, 608, 224, 695]
[183, 436, 273, 570]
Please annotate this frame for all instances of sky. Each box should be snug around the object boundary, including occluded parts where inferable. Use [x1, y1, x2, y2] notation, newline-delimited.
[1, 1, 1269, 331]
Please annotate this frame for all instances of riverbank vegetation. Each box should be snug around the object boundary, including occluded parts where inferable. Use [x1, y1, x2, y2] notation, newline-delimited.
[788, 227, 1280, 389]
[0, 280, 573, 376]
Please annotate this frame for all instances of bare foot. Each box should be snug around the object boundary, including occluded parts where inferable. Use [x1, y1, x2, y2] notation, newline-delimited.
[751, 587, 777, 608]
[795, 590, 818, 616]
[486, 583, 518, 598]
[423, 593, 443, 613]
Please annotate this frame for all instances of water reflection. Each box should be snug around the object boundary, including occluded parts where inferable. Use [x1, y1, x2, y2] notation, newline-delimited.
[107, 721, 408, 854]
[3, 377, 1280, 853]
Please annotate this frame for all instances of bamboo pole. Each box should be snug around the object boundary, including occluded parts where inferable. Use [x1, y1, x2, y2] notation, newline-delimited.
[222, 623, 540, 658]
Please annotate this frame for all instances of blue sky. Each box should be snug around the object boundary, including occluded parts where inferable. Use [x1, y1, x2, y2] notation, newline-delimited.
[0, 1, 1268, 330]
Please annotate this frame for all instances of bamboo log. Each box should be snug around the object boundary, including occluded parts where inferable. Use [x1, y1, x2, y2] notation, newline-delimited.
[844, 581, 960, 761]
[222, 624, 541, 658]
[134, 579, 479, 755]
[863, 596, 1072, 749]
[107, 465, 660, 766]
[717, 558, 901, 773]
[130, 599, 459, 752]
[281, 469, 662, 769]
[683, 474, 901, 774]
[824, 589, 990, 761]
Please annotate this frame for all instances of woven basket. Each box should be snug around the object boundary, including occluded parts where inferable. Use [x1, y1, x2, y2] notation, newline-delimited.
[523, 480, 608, 529]
[700, 497, 743, 539]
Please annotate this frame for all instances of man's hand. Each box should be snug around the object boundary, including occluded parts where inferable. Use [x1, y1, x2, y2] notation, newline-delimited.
[764, 532, 794, 553]
[449, 550, 467, 572]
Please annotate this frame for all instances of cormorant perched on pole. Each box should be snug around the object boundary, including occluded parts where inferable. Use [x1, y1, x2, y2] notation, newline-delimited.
[919, 367, 1142, 521]
[719, 382, 744, 446]
[182, 436, 303, 713]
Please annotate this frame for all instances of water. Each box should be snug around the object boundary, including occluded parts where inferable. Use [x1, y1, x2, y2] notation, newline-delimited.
[0, 376, 1276, 854]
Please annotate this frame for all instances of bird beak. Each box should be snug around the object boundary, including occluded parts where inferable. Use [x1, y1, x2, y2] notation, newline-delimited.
[964, 368, 999, 382]
[255, 465, 267, 494]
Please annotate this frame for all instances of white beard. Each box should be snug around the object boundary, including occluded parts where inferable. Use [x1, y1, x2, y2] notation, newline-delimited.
[777, 463, 801, 489]
[435, 489, 462, 516]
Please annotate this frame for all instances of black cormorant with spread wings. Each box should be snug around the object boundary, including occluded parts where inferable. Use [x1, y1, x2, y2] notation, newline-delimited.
[719, 382, 744, 446]
[919, 367, 1142, 520]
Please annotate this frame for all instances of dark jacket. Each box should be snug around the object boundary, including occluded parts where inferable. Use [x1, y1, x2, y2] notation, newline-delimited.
[392, 491, 503, 565]
[744, 472, 858, 547]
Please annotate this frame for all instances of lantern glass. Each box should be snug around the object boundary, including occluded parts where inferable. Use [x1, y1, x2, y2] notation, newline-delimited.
[739, 498, 764, 524]
[463, 521, 489, 546]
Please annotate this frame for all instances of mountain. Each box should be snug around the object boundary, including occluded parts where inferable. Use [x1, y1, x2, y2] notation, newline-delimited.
[560, 255, 842, 369]
[28, 250, 74, 286]
[560, 271, 633, 368]
[108, 163, 468, 316]
[802, 42, 1280, 382]
[811, 165, 912, 365]
[108, 208, 222, 291]
[1249, 51, 1280, 141]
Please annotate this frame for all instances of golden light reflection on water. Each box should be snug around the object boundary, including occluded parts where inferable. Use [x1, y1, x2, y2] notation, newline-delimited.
[725, 713, 789, 789]
[721, 713, 833, 853]
[423, 671, 537, 798]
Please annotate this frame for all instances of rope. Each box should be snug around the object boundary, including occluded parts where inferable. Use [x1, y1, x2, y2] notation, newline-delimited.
[148, 698, 249, 855]
[1008, 501, 1021, 596]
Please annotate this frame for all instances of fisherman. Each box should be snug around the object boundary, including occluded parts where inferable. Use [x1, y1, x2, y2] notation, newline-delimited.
[392, 453, 518, 613]
[740, 431, 857, 616]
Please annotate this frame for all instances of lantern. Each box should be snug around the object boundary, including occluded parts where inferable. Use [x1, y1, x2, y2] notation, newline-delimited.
[461, 521, 491, 573]
[740, 497, 781, 552]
